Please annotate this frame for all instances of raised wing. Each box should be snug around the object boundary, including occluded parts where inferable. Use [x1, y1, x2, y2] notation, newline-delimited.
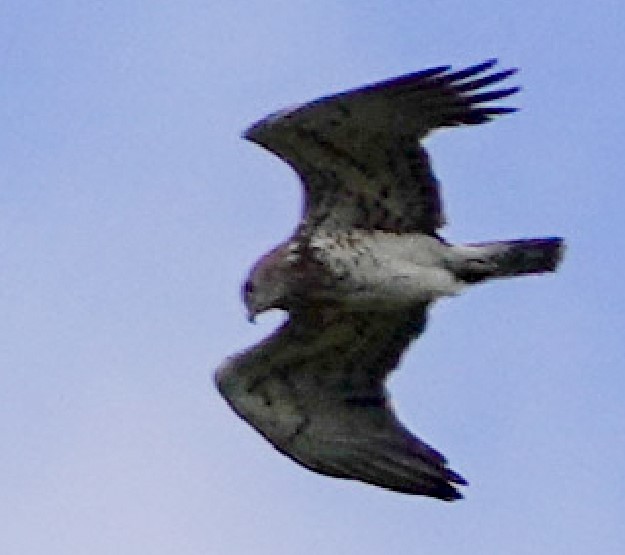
[215, 305, 467, 500]
[244, 59, 518, 234]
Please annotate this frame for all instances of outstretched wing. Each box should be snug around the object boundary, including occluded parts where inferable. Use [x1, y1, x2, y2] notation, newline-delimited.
[215, 305, 467, 501]
[244, 59, 518, 234]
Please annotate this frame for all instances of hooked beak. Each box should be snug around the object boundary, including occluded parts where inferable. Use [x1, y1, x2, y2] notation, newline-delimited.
[242, 118, 266, 144]
[247, 309, 257, 324]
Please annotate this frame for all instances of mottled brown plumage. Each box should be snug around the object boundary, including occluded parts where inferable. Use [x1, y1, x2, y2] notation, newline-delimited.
[216, 60, 564, 500]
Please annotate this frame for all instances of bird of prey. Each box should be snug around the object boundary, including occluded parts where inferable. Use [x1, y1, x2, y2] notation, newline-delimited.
[215, 59, 564, 501]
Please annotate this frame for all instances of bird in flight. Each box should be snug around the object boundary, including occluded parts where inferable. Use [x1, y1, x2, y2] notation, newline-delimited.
[215, 59, 564, 501]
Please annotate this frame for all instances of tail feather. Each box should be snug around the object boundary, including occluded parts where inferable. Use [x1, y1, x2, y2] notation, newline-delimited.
[456, 237, 565, 283]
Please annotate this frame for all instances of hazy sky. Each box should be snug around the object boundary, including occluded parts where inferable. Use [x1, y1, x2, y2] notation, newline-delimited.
[2, 1, 624, 554]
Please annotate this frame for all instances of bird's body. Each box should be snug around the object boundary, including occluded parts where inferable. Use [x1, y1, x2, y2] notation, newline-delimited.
[307, 229, 463, 305]
[216, 60, 564, 501]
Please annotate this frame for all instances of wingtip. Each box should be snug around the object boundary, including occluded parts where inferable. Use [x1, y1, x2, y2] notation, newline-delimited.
[421, 469, 468, 501]
[507, 66, 520, 77]
[440, 486, 464, 502]
[470, 86, 521, 105]
[478, 58, 519, 76]
[422, 474, 466, 501]
[445, 58, 499, 82]
[447, 467, 469, 486]
[480, 57, 499, 70]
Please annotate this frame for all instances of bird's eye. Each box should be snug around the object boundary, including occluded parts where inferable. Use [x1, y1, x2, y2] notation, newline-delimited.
[244, 281, 255, 295]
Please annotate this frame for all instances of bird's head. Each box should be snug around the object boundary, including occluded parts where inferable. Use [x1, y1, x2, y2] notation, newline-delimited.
[242, 243, 298, 322]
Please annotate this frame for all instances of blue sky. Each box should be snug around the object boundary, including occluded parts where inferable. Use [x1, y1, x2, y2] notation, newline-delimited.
[2, 1, 624, 553]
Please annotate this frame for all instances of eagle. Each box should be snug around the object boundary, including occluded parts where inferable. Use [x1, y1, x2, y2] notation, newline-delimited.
[215, 59, 564, 501]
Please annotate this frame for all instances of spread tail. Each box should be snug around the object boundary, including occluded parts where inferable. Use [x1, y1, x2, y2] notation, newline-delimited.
[455, 237, 565, 283]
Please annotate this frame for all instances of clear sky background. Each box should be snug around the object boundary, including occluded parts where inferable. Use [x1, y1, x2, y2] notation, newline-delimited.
[2, 1, 624, 554]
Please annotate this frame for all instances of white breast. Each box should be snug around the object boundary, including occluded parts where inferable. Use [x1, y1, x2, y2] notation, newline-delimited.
[309, 230, 463, 306]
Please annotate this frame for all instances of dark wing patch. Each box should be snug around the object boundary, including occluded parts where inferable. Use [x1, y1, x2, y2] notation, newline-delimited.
[244, 59, 519, 234]
[215, 304, 467, 501]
